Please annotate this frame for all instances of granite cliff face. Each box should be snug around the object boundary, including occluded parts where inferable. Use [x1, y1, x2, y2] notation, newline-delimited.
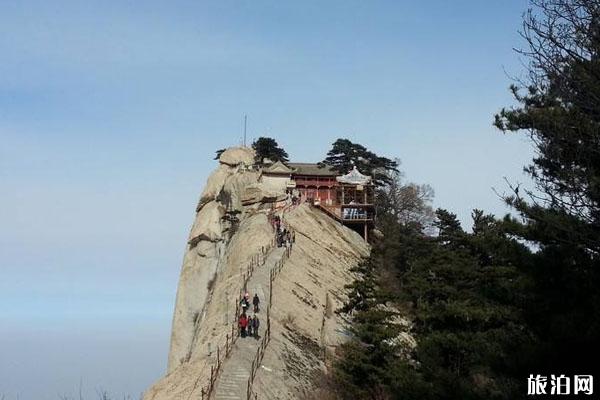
[144, 147, 369, 400]
[168, 147, 261, 372]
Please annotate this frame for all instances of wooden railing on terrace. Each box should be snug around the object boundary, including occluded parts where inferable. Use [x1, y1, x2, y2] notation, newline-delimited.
[317, 204, 375, 222]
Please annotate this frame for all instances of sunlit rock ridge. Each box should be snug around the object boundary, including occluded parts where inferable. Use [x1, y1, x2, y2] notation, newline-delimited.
[144, 147, 369, 400]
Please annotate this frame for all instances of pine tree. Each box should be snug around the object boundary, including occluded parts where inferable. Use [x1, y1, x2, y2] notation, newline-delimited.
[251, 137, 289, 164]
[494, 0, 600, 372]
[399, 211, 535, 399]
[434, 209, 465, 248]
[494, 0, 600, 253]
[320, 138, 399, 186]
[333, 207, 536, 400]
[214, 148, 226, 160]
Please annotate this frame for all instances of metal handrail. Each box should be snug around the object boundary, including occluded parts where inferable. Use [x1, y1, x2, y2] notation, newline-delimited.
[246, 227, 294, 400]
[199, 243, 273, 400]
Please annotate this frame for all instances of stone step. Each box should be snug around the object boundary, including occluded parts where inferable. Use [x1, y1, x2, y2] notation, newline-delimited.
[213, 246, 287, 400]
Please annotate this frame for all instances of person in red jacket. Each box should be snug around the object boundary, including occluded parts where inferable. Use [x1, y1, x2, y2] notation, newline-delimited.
[238, 312, 248, 338]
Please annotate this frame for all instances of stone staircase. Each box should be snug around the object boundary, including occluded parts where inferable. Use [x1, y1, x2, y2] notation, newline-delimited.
[213, 246, 286, 400]
[214, 363, 251, 400]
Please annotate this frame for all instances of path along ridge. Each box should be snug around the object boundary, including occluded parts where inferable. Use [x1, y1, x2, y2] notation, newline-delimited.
[212, 245, 286, 400]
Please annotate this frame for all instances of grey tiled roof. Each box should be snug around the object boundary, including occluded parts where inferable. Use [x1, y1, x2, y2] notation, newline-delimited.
[288, 162, 337, 176]
[263, 160, 294, 174]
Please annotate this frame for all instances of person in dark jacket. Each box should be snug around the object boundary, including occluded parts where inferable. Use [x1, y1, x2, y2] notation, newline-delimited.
[240, 293, 250, 311]
[252, 315, 260, 339]
[253, 293, 260, 313]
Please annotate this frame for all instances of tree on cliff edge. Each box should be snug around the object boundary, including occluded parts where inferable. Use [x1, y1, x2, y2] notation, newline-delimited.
[494, 0, 600, 371]
[320, 138, 398, 186]
[214, 148, 226, 160]
[252, 137, 289, 165]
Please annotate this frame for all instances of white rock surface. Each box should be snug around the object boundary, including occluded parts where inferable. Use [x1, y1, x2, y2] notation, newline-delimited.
[219, 146, 255, 167]
[241, 184, 285, 206]
[188, 202, 225, 245]
[168, 239, 223, 370]
[165, 148, 262, 373]
[221, 171, 260, 211]
[196, 164, 232, 212]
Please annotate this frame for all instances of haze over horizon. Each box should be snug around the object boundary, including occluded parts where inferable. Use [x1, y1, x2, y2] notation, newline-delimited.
[1, 1, 533, 399]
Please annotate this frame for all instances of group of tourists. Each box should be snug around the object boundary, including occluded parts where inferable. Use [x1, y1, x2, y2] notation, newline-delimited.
[277, 227, 293, 248]
[238, 292, 260, 339]
[270, 214, 282, 232]
[285, 189, 302, 207]
[271, 214, 293, 248]
[343, 206, 368, 220]
[342, 200, 367, 219]
[269, 214, 292, 247]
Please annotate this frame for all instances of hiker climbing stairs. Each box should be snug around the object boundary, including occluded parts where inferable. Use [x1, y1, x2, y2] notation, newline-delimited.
[213, 246, 286, 400]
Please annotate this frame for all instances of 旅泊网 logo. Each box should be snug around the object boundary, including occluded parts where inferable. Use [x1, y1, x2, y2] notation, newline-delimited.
[528, 374, 593, 396]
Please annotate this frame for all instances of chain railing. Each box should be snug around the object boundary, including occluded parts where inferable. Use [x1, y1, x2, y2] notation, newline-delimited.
[199, 243, 272, 400]
[200, 209, 296, 400]
[246, 226, 295, 400]
[246, 305, 271, 400]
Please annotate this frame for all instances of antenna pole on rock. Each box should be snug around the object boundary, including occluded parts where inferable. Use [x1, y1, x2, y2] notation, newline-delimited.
[243, 114, 247, 147]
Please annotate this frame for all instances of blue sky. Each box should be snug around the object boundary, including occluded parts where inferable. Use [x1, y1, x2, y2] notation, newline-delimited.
[1, 1, 533, 398]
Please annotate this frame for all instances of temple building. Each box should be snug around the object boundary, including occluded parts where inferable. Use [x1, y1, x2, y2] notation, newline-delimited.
[260, 161, 375, 240]
[259, 160, 295, 192]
